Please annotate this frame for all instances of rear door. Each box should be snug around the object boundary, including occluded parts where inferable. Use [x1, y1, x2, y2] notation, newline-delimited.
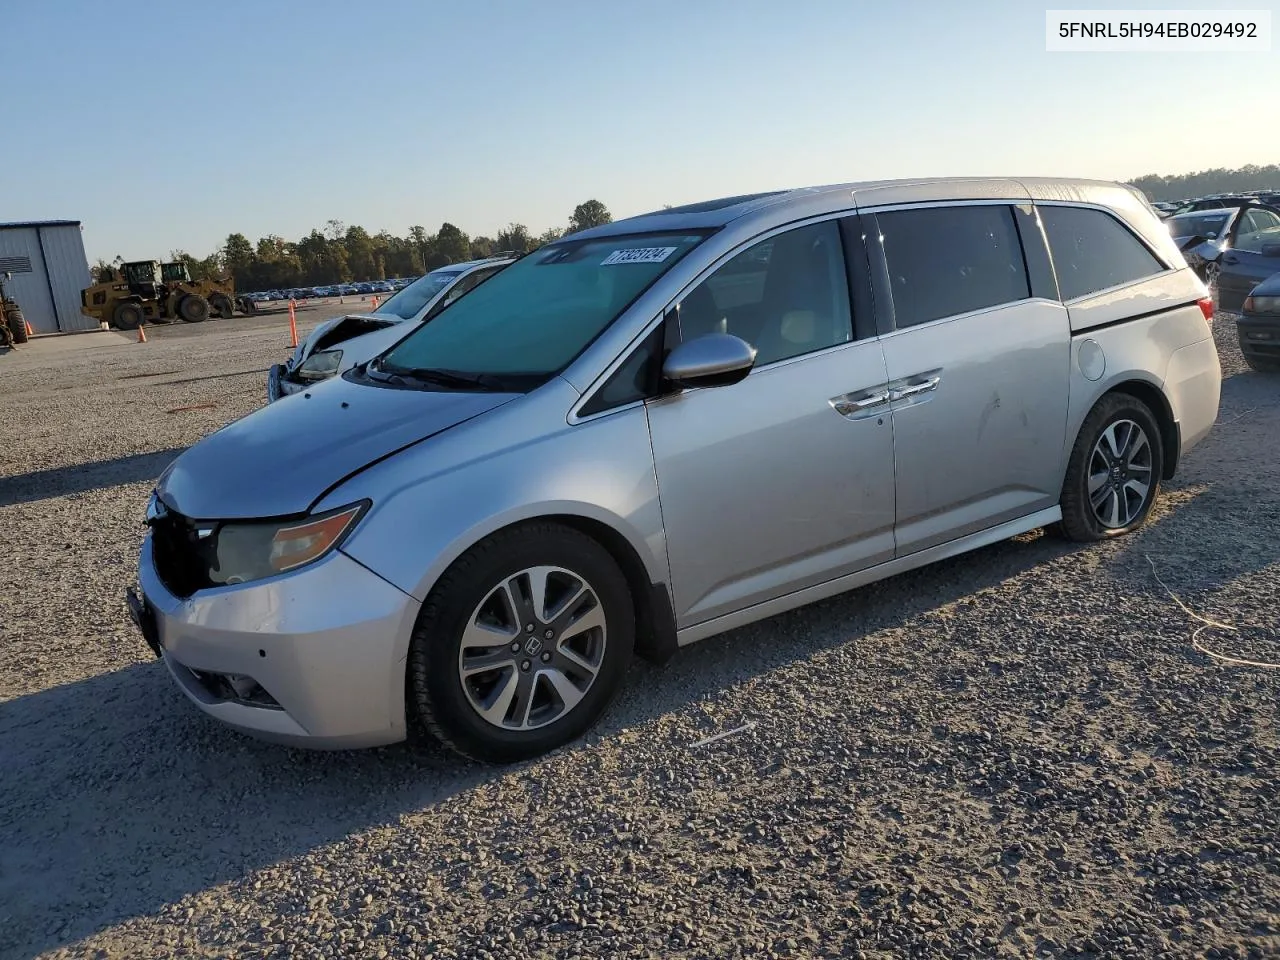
[868, 202, 1071, 556]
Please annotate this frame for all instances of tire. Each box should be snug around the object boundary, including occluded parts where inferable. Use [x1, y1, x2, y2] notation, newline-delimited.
[407, 522, 634, 763]
[1058, 392, 1164, 542]
[113, 301, 143, 331]
[177, 294, 210, 323]
[1243, 353, 1280, 373]
[239, 298, 257, 316]
[210, 294, 235, 320]
[7, 308, 28, 344]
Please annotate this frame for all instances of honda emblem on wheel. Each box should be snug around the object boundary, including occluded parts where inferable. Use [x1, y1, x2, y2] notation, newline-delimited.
[523, 636, 543, 657]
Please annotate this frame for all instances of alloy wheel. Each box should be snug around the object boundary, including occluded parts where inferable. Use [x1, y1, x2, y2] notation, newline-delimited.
[457, 565, 608, 730]
[1088, 419, 1154, 529]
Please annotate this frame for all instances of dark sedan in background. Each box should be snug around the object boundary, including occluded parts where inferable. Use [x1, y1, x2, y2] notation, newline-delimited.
[1218, 227, 1280, 313]
[1168, 203, 1280, 288]
[1236, 272, 1280, 373]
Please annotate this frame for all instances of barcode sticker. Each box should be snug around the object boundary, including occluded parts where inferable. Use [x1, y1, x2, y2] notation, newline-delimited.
[601, 246, 677, 266]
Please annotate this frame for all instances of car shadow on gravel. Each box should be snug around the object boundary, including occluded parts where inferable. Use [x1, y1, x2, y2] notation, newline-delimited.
[0, 448, 185, 508]
[0, 528, 1086, 958]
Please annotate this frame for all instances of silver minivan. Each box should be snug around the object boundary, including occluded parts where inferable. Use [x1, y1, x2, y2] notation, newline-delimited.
[129, 178, 1221, 762]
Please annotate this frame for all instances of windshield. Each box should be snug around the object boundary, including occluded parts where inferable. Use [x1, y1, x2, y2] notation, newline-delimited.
[379, 232, 705, 381]
[1169, 212, 1230, 240]
[374, 269, 462, 319]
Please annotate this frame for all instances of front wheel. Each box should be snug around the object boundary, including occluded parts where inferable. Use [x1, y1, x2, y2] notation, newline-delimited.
[177, 294, 210, 323]
[407, 523, 634, 762]
[1058, 393, 1164, 542]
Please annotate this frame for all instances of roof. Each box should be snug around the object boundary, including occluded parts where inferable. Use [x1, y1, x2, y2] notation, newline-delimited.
[0, 220, 81, 230]
[564, 177, 1142, 241]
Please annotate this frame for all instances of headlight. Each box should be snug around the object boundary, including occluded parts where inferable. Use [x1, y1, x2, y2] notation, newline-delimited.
[210, 501, 367, 586]
[294, 349, 343, 382]
[1243, 295, 1280, 315]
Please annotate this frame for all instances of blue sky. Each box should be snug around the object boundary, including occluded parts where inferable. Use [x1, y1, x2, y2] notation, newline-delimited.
[6, 0, 1278, 262]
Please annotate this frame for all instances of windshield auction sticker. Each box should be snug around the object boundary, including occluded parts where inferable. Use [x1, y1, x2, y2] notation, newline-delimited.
[601, 247, 678, 265]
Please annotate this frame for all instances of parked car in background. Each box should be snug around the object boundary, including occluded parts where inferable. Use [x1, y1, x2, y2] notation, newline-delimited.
[133, 178, 1220, 762]
[1217, 226, 1280, 314]
[266, 255, 517, 401]
[1238, 274, 1280, 372]
[1167, 203, 1280, 288]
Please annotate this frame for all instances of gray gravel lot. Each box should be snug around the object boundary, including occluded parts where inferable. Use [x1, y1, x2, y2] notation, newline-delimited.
[1, 309, 1278, 960]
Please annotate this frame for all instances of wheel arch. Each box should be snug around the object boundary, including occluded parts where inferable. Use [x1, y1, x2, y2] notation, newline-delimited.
[1101, 378, 1180, 479]
[407, 510, 678, 667]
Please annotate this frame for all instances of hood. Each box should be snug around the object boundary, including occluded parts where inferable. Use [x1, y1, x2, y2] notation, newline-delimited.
[297, 312, 401, 362]
[157, 375, 518, 520]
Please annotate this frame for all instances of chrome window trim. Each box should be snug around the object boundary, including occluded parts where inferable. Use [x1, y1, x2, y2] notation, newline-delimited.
[876, 296, 1062, 340]
[568, 208, 863, 425]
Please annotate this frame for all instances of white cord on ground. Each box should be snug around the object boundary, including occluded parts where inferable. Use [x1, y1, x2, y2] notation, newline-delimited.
[1145, 554, 1280, 670]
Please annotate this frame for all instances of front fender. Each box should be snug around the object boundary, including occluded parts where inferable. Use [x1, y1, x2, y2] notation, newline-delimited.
[325, 384, 668, 607]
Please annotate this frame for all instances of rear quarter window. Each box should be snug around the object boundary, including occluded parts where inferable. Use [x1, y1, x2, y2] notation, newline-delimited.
[1039, 206, 1167, 301]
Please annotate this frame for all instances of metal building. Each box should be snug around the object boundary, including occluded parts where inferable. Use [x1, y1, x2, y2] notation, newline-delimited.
[0, 220, 94, 334]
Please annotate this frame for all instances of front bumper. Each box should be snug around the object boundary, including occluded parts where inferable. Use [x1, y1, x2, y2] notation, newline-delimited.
[266, 362, 308, 402]
[135, 537, 418, 749]
[1237, 313, 1280, 366]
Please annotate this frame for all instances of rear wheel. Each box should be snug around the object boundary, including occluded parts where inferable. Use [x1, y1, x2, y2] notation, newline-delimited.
[210, 293, 235, 319]
[239, 298, 257, 316]
[1058, 393, 1164, 542]
[7, 308, 28, 344]
[112, 301, 143, 330]
[177, 294, 210, 323]
[407, 523, 634, 763]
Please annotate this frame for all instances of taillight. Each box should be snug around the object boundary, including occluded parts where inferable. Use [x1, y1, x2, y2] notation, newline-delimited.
[1198, 297, 1215, 324]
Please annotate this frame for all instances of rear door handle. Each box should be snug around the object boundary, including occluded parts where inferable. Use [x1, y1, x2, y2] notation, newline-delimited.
[889, 373, 941, 403]
[829, 388, 890, 420]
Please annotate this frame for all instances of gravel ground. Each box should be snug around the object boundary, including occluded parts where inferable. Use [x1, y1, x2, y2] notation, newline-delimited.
[1, 311, 1277, 960]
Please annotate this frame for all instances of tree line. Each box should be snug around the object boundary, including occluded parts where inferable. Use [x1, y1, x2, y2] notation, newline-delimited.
[1128, 164, 1280, 202]
[92, 199, 615, 289]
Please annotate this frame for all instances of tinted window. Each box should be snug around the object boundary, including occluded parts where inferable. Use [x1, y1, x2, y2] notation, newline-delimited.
[675, 220, 852, 365]
[579, 324, 664, 416]
[876, 205, 1030, 328]
[1040, 206, 1166, 301]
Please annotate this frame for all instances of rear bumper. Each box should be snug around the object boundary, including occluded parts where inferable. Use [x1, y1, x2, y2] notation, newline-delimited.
[1163, 335, 1221, 460]
[135, 537, 418, 749]
[1237, 314, 1280, 365]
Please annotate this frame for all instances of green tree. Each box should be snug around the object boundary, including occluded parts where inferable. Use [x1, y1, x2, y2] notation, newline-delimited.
[536, 227, 564, 247]
[496, 222, 532, 253]
[222, 233, 255, 281]
[408, 225, 430, 273]
[434, 222, 471, 264]
[92, 258, 117, 282]
[567, 199, 612, 234]
[344, 225, 378, 280]
[470, 236, 495, 259]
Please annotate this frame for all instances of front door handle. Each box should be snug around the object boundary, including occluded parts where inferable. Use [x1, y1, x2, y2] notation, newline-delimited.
[829, 388, 890, 420]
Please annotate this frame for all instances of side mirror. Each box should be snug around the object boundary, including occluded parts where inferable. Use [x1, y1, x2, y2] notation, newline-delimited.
[1260, 243, 1280, 258]
[662, 333, 756, 389]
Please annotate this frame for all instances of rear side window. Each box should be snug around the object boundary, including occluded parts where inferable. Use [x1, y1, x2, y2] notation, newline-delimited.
[1039, 206, 1166, 301]
[876, 205, 1030, 328]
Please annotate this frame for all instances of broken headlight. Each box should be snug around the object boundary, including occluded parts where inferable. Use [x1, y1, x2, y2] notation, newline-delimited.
[210, 501, 368, 586]
[294, 349, 343, 382]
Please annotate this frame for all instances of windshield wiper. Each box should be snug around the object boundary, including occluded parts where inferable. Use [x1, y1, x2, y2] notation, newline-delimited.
[382, 366, 513, 391]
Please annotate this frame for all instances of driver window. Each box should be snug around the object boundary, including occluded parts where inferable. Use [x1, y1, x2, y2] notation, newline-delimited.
[675, 220, 852, 366]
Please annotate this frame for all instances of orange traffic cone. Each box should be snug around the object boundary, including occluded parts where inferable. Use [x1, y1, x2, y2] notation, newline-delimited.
[25, 319, 34, 337]
[288, 299, 299, 348]
[137, 324, 147, 343]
